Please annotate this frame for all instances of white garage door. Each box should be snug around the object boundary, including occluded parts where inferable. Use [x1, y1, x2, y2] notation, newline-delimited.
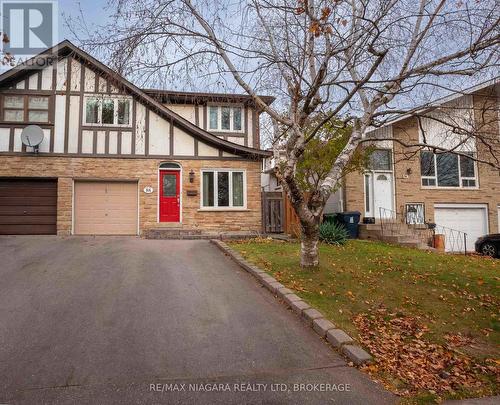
[74, 181, 138, 235]
[434, 205, 488, 252]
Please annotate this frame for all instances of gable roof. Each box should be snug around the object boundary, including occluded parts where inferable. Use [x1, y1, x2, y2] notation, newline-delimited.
[0, 40, 272, 159]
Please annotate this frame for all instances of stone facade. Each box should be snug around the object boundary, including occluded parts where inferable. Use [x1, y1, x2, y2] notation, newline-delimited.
[0, 155, 262, 235]
[345, 91, 500, 234]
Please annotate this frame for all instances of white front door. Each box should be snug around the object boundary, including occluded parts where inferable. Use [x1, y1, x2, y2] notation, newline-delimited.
[364, 172, 394, 219]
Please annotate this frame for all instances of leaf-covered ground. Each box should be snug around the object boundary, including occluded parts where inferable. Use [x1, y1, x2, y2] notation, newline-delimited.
[228, 238, 500, 403]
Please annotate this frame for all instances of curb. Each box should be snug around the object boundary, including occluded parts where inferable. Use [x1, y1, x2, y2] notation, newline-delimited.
[211, 239, 373, 366]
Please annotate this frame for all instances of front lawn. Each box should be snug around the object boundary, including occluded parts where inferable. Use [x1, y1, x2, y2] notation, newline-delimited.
[228, 238, 499, 403]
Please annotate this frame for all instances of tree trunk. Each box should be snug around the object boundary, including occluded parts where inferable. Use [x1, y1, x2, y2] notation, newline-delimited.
[300, 220, 320, 268]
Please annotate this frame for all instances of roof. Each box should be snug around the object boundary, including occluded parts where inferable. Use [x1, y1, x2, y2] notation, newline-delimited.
[381, 77, 499, 127]
[0, 40, 272, 159]
[143, 89, 275, 106]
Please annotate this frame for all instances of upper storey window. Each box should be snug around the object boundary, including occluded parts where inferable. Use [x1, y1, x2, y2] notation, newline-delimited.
[84, 97, 131, 126]
[2, 95, 49, 123]
[208, 105, 243, 132]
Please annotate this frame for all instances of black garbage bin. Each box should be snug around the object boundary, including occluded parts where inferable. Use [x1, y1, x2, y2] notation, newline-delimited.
[336, 211, 361, 239]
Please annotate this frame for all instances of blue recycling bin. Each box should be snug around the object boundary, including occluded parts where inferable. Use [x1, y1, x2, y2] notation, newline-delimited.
[336, 211, 361, 239]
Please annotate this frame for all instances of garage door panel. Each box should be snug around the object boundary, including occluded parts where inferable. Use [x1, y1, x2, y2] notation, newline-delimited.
[0, 180, 57, 235]
[434, 206, 487, 252]
[74, 181, 138, 235]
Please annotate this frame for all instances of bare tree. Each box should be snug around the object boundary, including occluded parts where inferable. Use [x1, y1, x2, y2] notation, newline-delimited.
[76, 0, 500, 267]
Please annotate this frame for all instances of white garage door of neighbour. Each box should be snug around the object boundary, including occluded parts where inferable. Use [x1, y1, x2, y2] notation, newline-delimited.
[434, 206, 488, 252]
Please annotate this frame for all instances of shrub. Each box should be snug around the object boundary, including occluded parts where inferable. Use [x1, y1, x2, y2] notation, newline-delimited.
[319, 221, 349, 245]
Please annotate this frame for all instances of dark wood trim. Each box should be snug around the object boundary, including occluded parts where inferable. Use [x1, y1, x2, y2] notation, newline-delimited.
[37, 71, 42, 90]
[145, 108, 149, 156]
[194, 105, 199, 156]
[169, 117, 174, 156]
[244, 105, 248, 146]
[105, 130, 110, 154]
[92, 130, 97, 154]
[0, 89, 54, 95]
[51, 62, 57, 91]
[63, 57, 72, 153]
[77, 61, 85, 154]
[81, 125, 133, 131]
[131, 99, 136, 154]
[209, 131, 246, 137]
[252, 109, 259, 149]
[8, 127, 14, 151]
[0, 151, 259, 161]
[203, 104, 207, 130]
[24, 77, 29, 90]
[49, 127, 54, 152]
[117, 131, 122, 155]
[94, 71, 99, 93]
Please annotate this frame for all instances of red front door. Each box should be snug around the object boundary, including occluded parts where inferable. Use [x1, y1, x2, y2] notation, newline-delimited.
[160, 170, 180, 222]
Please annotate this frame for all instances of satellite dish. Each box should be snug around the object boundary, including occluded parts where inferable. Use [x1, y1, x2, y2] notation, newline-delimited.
[21, 125, 44, 148]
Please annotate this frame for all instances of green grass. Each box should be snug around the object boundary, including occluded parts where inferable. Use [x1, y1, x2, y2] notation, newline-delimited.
[229, 238, 500, 401]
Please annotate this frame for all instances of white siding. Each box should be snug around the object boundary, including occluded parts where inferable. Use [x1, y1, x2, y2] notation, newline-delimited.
[109, 131, 118, 154]
[98, 76, 107, 92]
[56, 59, 68, 91]
[53, 95, 66, 153]
[367, 125, 394, 149]
[13, 128, 22, 152]
[148, 112, 169, 155]
[167, 104, 196, 123]
[41, 64, 53, 90]
[173, 127, 195, 156]
[198, 142, 219, 157]
[81, 130, 94, 154]
[0, 128, 10, 151]
[15, 80, 25, 90]
[121, 131, 132, 154]
[70, 59, 82, 92]
[84, 67, 96, 92]
[247, 109, 254, 147]
[227, 136, 245, 146]
[222, 151, 238, 157]
[134, 103, 146, 155]
[67, 96, 80, 153]
[39, 129, 51, 153]
[96, 131, 106, 154]
[28, 73, 38, 90]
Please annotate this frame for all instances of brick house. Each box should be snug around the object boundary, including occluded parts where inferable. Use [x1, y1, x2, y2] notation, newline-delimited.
[0, 41, 273, 236]
[344, 79, 500, 251]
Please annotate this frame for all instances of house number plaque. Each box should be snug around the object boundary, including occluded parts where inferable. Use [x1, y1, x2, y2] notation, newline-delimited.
[143, 186, 154, 194]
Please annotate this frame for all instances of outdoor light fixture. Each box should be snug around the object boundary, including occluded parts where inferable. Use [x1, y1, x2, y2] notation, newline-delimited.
[406, 168, 412, 175]
[189, 170, 195, 183]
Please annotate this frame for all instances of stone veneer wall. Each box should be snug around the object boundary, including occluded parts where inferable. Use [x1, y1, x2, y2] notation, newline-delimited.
[0, 156, 262, 235]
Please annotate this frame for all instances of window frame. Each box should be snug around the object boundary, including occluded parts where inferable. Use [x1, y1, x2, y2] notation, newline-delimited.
[369, 148, 393, 171]
[420, 150, 478, 189]
[1, 94, 51, 124]
[83, 95, 133, 127]
[207, 104, 245, 133]
[199, 168, 247, 210]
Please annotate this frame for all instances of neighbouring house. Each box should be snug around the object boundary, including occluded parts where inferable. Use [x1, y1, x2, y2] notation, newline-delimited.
[0, 40, 274, 236]
[344, 79, 500, 252]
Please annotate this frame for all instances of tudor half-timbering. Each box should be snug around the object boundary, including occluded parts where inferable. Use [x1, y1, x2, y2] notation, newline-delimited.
[0, 41, 273, 235]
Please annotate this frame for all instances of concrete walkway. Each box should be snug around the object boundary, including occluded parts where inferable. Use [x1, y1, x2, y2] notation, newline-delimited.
[0, 236, 395, 404]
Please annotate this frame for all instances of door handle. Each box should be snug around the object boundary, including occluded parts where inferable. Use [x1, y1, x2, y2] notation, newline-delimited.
[177, 196, 180, 205]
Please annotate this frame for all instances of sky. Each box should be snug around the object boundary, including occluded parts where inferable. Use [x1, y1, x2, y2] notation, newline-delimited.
[59, 0, 109, 41]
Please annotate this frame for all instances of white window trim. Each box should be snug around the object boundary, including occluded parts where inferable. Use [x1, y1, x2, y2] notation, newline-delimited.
[83, 95, 133, 127]
[199, 168, 247, 210]
[207, 104, 245, 133]
[420, 151, 479, 190]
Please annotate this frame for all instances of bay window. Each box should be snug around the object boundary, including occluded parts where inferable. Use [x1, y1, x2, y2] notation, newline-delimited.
[201, 169, 246, 208]
[420, 151, 477, 188]
[2, 95, 50, 123]
[208, 105, 243, 132]
[84, 97, 131, 126]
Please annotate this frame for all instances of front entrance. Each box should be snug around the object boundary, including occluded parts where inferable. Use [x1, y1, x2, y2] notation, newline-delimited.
[364, 172, 394, 219]
[159, 170, 180, 222]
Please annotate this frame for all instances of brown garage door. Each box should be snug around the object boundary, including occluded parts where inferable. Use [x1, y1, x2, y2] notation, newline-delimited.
[74, 181, 138, 235]
[0, 179, 57, 235]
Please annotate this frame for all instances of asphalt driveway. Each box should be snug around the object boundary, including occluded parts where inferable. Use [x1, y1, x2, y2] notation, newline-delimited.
[0, 237, 394, 404]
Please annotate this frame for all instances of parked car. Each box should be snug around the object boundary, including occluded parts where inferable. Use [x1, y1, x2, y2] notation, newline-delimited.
[475, 234, 500, 258]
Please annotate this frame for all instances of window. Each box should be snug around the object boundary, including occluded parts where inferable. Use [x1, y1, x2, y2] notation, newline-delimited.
[369, 149, 392, 171]
[208, 105, 243, 132]
[420, 151, 476, 188]
[84, 97, 132, 126]
[201, 169, 245, 208]
[2, 95, 50, 123]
